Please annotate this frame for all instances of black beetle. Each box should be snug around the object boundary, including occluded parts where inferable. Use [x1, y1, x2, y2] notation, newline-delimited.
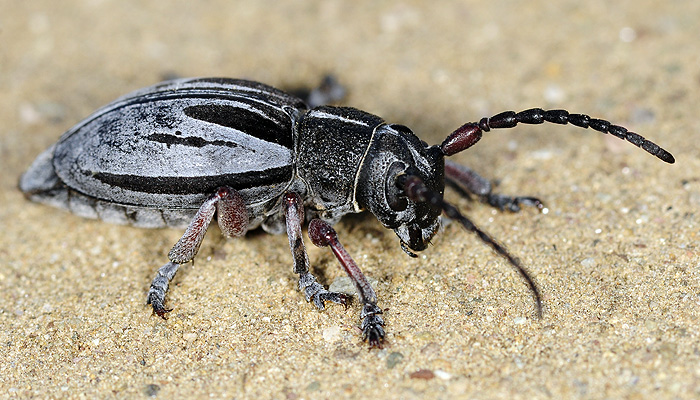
[19, 77, 674, 346]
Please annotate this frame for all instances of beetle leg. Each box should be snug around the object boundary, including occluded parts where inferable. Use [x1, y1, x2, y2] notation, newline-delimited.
[147, 261, 179, 317]
[168, 187, 247, 264]
[215, 187, 249, 238]
[290, 75, 347, 108]
[148, 187, 248, 317]
[307, 218, 385, 347]
[284, 193, 348, 310]
[445, 160, 544, 212]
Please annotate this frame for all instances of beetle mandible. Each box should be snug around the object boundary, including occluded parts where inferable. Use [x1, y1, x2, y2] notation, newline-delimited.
[19, 77, 675, 346]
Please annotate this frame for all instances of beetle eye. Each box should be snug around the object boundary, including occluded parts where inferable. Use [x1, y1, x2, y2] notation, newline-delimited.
[389, 193, 408, 211]
[386, 161, 408, 211]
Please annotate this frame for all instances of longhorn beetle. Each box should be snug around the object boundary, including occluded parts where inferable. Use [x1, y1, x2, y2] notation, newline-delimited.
[20, 77, 675, 346]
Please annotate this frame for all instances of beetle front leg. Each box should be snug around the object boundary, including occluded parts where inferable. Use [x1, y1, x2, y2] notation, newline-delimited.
[445, 160, 544, 212]
[307, 218, 385, 347]
[147, 187, 248, 317]
[283, 193, 348, 310]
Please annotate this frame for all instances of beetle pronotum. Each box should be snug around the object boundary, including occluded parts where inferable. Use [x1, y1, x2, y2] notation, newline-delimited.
[20, 77, 674, 346]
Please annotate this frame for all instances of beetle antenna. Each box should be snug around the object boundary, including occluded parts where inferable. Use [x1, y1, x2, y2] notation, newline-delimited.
[439, 108, 675, 164]
[396, 173, 543, 317]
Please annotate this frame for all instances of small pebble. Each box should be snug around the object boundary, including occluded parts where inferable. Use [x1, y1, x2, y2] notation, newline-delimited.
[410, 369, 435, 380]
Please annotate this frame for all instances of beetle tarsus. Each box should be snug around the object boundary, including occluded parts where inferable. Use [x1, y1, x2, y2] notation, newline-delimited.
[147, 261, 180, 318]
[445, 159, 544, 212]
[313, 289, 350, 309]
[298, 272, 349, 310]
[149, 300, 172, 319]
[361, 303, 385, 347]
[485, 193, 544, 213]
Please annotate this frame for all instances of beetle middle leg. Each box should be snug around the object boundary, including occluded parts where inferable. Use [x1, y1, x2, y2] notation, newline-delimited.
[290, 75, 347, 108]
[147, 187, 248, 317]
[284, 193, 383, 346]
[444, 160, 544, 212]
[283, 193, 348, 310]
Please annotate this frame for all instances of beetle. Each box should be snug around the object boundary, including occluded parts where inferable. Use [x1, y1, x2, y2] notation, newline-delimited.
[19, 77, 674, 346]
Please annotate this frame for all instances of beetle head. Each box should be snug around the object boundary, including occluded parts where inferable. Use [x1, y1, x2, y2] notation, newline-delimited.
[357, 122, 543, 316]
[356, 124, 445, 254]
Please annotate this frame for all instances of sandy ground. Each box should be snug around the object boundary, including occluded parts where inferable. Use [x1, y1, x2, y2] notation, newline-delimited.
[1, 1, 699, 399]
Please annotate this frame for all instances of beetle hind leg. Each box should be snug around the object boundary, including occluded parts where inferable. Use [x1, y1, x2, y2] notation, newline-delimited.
[147, 187, 248, 317]
[445, 160, 544, 212]
[284, 193, 349, 310]
[147, 261, 179, 317]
